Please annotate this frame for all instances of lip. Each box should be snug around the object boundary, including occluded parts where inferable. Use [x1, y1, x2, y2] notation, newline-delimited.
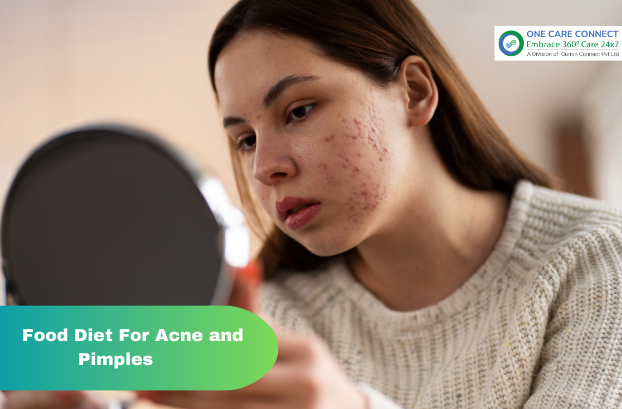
[276, 197, 322, 230]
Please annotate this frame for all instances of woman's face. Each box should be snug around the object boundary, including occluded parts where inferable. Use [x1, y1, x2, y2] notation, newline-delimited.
[215, 31, 419, 256]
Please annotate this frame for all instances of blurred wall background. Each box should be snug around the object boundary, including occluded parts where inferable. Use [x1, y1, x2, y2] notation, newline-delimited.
[1, 0, 621, 302]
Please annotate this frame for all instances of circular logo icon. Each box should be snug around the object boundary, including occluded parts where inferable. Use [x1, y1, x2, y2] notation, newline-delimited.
[499, 30, 524, 56]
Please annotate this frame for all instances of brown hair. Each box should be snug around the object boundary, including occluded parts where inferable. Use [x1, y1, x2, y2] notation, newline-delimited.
[208, 0, 561, 276]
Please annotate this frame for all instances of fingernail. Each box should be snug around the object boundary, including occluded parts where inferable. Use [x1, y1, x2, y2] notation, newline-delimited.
[136, 391, 161, 401]
[53, 391, 79, 403]
[243, 259, 264, 282]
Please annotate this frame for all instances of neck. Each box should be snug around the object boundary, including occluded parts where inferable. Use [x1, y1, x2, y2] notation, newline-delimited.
[346, 164, 511, 312]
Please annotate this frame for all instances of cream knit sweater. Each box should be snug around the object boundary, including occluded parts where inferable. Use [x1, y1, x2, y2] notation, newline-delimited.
[259, 180, 622, 409]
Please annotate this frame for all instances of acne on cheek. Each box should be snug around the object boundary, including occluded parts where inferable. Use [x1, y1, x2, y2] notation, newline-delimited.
[362, 105, 390, 159]
[345, 182, 389, 225]
[316, 159, 387, 226]
[318, 107, 392, 225]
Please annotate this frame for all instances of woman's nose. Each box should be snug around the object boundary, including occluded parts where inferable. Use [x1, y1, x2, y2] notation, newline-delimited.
[252, 138, 297, 186]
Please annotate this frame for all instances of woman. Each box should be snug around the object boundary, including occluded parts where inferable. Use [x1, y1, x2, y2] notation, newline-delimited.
[142, 0, 622, 407]
[5, 0, 622, 408]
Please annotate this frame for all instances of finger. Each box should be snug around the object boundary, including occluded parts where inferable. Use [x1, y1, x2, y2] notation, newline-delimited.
[148, 363, 308, 403]
[143, 391, 239, 409]
[140, 391, 207, 409]
[228, 274, 254, 312]
[235, 361, 309, 398]
[228, 259, 264, 313]
[240, 259, 264, 283]
[134, 391, 160, 402]
[147, 391, 287, 409]
[273, 329, 325, 362]
[82, 391, 133, 409]
[55, 392, 100, 409]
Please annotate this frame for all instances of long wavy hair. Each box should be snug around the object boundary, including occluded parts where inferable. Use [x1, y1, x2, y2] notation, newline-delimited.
[208, 0, 561, 276]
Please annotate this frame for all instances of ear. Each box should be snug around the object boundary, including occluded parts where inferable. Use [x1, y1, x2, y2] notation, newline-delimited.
[398, 56, 438, 127]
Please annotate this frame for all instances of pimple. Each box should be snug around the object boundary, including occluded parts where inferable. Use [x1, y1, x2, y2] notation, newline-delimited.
[325, 135, 335, 142]
[256, 115, 260, 119]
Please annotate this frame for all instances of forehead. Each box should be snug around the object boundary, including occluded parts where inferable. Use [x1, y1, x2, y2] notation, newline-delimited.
[214, 32, 333, 111]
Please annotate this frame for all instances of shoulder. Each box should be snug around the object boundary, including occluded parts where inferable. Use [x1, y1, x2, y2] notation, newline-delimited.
[510, 184, 622, 406]
[258, 257, 347, 335]
[514, 180, 622, 265]
[527, 181, 622, 237]
[512, 182, 622, 334]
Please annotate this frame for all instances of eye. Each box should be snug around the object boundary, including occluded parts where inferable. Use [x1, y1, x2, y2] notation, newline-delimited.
[236, 135, 256, 151]
[287, 104, 315, 123]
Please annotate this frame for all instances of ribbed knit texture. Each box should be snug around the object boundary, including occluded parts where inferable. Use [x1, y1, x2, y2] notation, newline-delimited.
[259, 180, 622, 408]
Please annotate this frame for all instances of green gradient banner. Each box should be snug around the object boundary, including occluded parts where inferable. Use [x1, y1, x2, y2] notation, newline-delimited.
[0, 306, 277, 390]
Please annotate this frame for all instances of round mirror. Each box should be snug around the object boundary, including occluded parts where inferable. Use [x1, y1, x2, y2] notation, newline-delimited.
[1, 124, 249, 306]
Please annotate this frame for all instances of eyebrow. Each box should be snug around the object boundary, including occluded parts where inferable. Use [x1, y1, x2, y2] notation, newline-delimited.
[263, 75, 319, 107]
[223, 116, 246, 128]
[222, 74, 319, 128]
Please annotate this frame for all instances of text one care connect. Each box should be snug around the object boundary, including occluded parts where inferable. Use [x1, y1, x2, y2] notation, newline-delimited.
[494, 26, 621, 61]
[526, 29, 619, 49]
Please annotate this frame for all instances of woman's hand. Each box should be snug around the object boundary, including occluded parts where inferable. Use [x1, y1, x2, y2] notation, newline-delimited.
[137, 260, 368, 409]
[139, 328, 367, 409]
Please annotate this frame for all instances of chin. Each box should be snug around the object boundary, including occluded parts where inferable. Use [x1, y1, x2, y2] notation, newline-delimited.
[293, 228, 358, 257]
[304, 244, 344, 257]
